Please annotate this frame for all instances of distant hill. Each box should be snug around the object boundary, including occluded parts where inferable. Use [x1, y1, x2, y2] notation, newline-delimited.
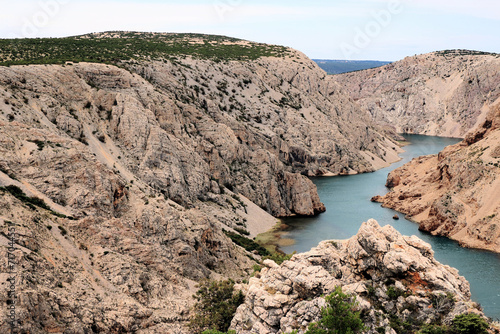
[313, 59, 391, 74]
[332, 50, 500, 137]
[0, 31, 291, 66]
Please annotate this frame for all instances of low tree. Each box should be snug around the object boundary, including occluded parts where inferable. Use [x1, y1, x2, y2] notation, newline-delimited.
[305, 286, 366, 334]
[452, 313, 489, 334]
[189, 279, 244, 334]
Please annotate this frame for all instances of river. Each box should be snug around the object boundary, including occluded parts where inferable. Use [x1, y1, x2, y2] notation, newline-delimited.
[281, 135, 500, 320]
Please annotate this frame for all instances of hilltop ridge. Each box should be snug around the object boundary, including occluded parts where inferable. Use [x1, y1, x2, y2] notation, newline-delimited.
[334, 50, 500, 137]
[0, 31, 291, 66]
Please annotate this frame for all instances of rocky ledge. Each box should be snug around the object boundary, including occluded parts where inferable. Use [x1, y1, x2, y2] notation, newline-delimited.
[372, 105, 500, 253]
[231, 219, 484, 334]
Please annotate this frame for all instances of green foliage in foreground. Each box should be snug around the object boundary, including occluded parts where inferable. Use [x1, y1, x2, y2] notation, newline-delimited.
[190, 279, 244, 334]
[418, 324, 448, 334]
[451, 313, 489, 334]
[305, 286, 366, 334]
[0, 31, 290, 66]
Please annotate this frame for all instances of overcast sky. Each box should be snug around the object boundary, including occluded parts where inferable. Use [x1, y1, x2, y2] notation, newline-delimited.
[1, 0, 499, 61]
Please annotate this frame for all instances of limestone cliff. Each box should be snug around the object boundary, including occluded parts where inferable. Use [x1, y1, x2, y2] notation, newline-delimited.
[0, 33, 402, 333]
[334, 50, 500, 137]
[231, 220, 485, 334]
[373, 105, 500, 253]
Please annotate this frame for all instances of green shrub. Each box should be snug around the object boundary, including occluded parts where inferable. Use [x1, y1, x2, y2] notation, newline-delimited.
[387, 286, 407, 300]
[389, 314, 413, 334]
[418, 324, 447, 334]
[0, 33, 290, 66]
[189, 279, 244, 334]
[0, 184, 71, 219]
[223, 230, 270, 256]
[429, 293, 455, 313]
[2, 185, 51, 210]
[234, 227, 250, 236]
[58, 225, 67, 236]
[263, 251, 295, 265]
[452, 313, 489, 334]
[305, 286, 366, 334]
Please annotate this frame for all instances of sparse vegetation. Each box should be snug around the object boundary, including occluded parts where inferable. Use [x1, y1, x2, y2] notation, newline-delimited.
[0, 184, 71, 219]
[305, 286, 366, 334]
[1, 184, 52, 210]
[263, 251, 295, 265]
[435, 49, 499, 57]
[418, 324, 447, 334]
[0, 32, 290, 67]
[234, 227, 250, 236]
[58, 225, 67, 236]
[201, 330, 236, 334]
[387, 285, 408, 300]
[189, 279, 244, 334]
[28, 139, 45, 151]
[223, 229, 270, 256]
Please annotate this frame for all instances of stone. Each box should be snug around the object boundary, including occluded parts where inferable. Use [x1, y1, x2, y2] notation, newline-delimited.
[374, 106, 500, 253]
[231, 219, 481, 334]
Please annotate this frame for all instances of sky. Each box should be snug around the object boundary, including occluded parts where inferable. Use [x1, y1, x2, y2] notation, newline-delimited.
[1, 0, 499, 61]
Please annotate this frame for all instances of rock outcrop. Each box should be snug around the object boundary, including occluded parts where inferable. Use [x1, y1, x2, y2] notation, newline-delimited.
[0, 35, 403, 218]
[334, 50, 500, 137]
[0, 33, 402, 333]
[373, 105, 500, 253]
[231, 219, 483, 334]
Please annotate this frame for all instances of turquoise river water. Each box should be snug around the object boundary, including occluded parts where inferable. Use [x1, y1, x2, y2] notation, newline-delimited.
[282, 135, 500, 320]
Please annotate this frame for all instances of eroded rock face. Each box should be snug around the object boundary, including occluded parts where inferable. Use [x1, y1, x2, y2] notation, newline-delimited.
[231, 220, 482, 334]
[0, 54, 401, 218]
[334, 51, 500, 138]
[373, 106, 500, 253]
[0, 42, 401, 333]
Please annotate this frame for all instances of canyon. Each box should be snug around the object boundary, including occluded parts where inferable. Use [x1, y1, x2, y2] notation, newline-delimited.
[0, 33, 498, 333]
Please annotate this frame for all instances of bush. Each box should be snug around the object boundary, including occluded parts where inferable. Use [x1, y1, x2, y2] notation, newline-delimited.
[305, 286, 366, 334]
[223, 230, 270, 256]
[234, 227, 250, 236]
[387, 286, 407, 300]
[452, 313, 489, 334]
[418, 324, 447, 334]
[189, 279, 244, 334]
[2, 185, 51, 210]
[263, 251, 295, 265]
[0, 184, 71, 219]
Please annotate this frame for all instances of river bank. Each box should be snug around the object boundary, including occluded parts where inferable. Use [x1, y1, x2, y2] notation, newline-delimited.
[253, 135, 500, 319]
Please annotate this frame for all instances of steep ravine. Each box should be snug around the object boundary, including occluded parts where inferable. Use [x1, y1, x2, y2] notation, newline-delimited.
[0, 33, 494, 333]
[0, 33, 403, 333]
